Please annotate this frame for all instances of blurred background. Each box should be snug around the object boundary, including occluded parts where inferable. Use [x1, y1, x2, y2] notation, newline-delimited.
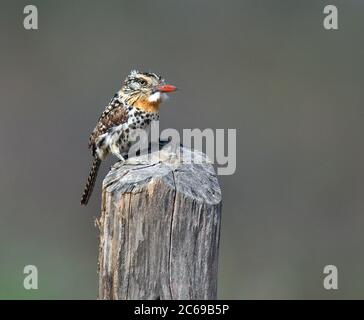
[0, 0, 363, 299]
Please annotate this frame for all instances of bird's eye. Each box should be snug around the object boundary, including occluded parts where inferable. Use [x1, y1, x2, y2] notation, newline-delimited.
[138, 79, 147, 86]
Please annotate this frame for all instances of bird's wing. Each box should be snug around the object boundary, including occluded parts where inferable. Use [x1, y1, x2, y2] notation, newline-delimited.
[97, 94, 122, 122]
[88, 97, 129, 150]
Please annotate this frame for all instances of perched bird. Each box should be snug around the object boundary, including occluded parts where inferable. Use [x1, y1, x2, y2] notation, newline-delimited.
[80, 70, 177, 205]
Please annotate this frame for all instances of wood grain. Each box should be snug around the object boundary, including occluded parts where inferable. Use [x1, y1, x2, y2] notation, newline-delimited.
[98, 144, 222, 299]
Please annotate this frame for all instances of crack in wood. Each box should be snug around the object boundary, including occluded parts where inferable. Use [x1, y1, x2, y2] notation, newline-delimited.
[168, 170, 177, 299]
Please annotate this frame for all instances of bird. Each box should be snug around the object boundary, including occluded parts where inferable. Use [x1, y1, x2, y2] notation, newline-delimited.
[80, 70, 177, 205]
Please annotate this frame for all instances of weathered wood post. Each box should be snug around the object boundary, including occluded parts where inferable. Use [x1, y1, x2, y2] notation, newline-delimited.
[97, 144, 222, 299]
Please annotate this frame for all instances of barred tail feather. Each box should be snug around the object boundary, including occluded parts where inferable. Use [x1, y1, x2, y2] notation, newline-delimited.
[80, 157, 101, 205]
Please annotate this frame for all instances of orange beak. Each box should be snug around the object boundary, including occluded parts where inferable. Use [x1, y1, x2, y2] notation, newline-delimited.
[156, 84, 177, 93]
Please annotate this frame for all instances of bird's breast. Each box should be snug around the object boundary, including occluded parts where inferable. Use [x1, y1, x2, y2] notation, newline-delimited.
[106, 110, 159, 155]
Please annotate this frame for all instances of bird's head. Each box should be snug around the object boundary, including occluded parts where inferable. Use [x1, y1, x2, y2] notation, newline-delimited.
[120, 70, 177, 112]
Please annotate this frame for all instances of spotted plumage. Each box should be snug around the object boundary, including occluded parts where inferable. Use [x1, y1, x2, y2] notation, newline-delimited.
[80, 70, 177, 205]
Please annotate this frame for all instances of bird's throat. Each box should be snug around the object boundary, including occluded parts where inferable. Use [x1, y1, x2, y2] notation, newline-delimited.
[133, 98, 161, 113]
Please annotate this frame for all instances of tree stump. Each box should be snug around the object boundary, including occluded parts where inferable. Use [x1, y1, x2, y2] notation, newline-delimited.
[97, 144, 222, 299]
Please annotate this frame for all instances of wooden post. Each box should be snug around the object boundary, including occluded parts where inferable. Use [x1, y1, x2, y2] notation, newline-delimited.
[97, 144, 222, 299]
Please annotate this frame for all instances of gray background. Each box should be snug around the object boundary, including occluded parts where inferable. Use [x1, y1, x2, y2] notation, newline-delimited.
[0, 0, 363, 299]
